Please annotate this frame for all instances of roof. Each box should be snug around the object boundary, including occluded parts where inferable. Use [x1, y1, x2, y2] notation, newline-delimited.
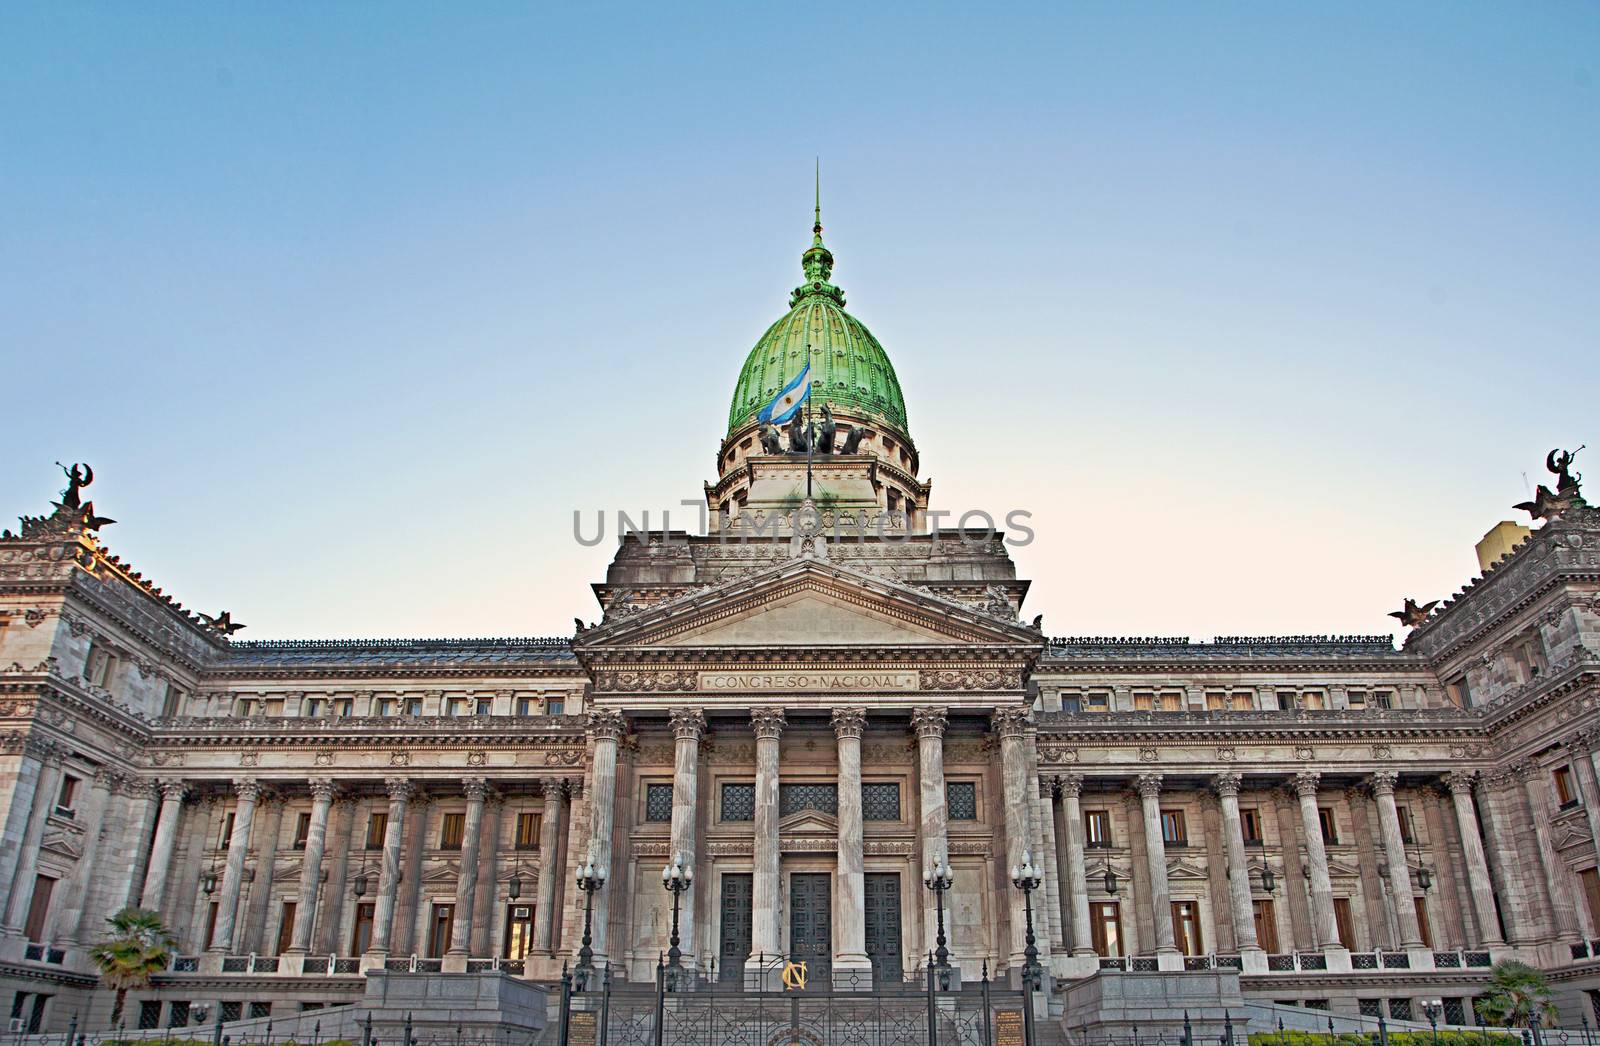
[221, 637, 577, 669]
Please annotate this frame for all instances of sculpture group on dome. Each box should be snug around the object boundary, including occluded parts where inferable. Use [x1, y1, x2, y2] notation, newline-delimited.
[1515, 446, 1586, 522]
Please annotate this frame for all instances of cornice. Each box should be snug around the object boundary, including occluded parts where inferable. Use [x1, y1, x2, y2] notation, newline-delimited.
[1473, 655, 1600, 732]
[1036, 707, 1483, 745]
[147, 714, 586, 748]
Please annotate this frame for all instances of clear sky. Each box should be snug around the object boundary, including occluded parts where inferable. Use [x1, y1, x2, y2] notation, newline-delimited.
[2, 3, 1596, 642]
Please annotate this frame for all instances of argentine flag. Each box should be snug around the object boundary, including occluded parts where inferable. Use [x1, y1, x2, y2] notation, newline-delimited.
[757, 363, 812, 425]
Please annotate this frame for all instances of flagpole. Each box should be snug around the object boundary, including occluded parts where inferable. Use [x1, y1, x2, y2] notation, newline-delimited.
[805, 392, 814, 500]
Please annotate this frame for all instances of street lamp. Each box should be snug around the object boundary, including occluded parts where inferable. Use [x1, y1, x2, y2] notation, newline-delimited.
[1103, 867, 1118, 896]
[662, 852, 694, 990]
[575, 851, 607, 990]
[1261, 866, 1277, 894]
[1422, 998, 1442, 1046]
[1011, 850, 1044, 1046]
[923, 853, 955, 989]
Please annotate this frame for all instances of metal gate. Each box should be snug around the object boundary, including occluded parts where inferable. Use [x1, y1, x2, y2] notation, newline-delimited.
[866, 872, 904, 985]
[718, 873, 752, 984]
[789, 872, 833, 984]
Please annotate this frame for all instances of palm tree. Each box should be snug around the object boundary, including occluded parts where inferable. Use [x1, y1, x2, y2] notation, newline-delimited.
[88, 907, 176, 1028]
[1475, 960, 1558, 1028]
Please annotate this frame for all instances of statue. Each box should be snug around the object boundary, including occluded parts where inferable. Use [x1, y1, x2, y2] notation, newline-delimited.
[1549, 446, 1584, 495]
[816, 404, 836, 454]
[75, 502, 115, 531]
[840, 426, 865, 454]
[787, 411, 812, 454]
[56, 462, 93, 510]
[1515, 446, 1586, 522]
[759, 425, 783, 455]
[196, 610, 246, 636]
[1387, 598, 1438, 629]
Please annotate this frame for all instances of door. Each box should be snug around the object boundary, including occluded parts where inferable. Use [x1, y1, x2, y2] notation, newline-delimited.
[1414, 897, 1434, 950]
[718, 874, 753, 983]
[1171, 901, 1203, 956]
[864, 873, 903, 984]
[1091, 902, 1123, 956]
[428, 903, 455, 958]
[22, 875, 55, 943]
[274, 901, 297, 955]
[504, 904, 534, 960]
[1253, 899, 1280, 953]
[1333, 897, 1357, 950]
[789, 873, 832, 983]
[350, 902, 375, 955]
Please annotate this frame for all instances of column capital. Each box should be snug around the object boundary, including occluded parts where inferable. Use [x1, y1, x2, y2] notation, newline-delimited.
[308, 779, 339, 803]
[1134, 773, 1163, 800]
[541, 777, 568, 801]
[911, 706, 948, 739]
[158, 779, 191, 803]
[1368, 770, 1399, 797]
[587, 708, 627, 742]
[1212, 772, 1243, 799]
[462, 777, 490, 802]
[1566, 728, 1600, 754]
[669, 707, 707, 741]
[990, 704, 1031, 739]
[831, 707, 867, 740]
[233, 779, 264, 803]
[1291, 771, 1321, 799]
[1441, 770, 1477, 794]
[1056, 772, 1084, 799]
[751, 707, 786, 740]
[384, 778, 415, 803]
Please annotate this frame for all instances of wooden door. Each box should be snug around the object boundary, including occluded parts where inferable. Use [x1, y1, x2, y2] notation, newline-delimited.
[274, 901, 297, 955]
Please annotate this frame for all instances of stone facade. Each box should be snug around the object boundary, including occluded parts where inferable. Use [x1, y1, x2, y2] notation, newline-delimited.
[1, 215, 1599, 1035]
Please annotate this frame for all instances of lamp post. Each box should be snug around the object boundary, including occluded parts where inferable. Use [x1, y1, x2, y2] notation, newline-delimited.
[1011, 849, 1043, 1046]
[575, 851, 607, 990]
[923, 853, 955, 990]
[1423, 999, 1441, 1046]
[662, 852, 693, 990]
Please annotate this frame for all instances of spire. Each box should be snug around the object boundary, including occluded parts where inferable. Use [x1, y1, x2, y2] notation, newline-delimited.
[813, 157, 824, 247]
[799, 160, 836, 293]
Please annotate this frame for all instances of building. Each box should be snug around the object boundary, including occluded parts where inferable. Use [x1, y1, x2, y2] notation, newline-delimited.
[0, 208, 1597, 1036]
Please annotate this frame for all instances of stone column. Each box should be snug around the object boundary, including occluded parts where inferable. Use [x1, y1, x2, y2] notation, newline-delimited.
[118, 781, 162, 910]
[1135, 774, 1179, 957]
[1518, 763, 1583, 944]
[446, 778, 490, 965]
[51, 769, 116, 943]
[995, 706, 1034, 967]
[1, 752, 63, 934]
[140, 781, 190, 912]
[1214, 773, 1263, 959]
[668, 708, 706, 969]
[1564, 733, 1600, 869]
[913, 706, 950, 959]
[210, 780, 262, 953]
[288, 780, 337, 953]
[471, 796, 502, 956]
[585, 709, 625, 964]
[1369, 771, 1424, 949]
[749, 707, 785, 971]
[1441, 771, 1505, 946]
[316, 798, 356, 955]
[1475, 771, 1540, 945]
[832, 708, 872, 982]
[243, 796, 285, 953]
[365, 778, 413, 959]
[0, 742, 50, 923]
[533, 779, 567, 953]
[1057, 775, 1094, 956]
[1292, 772, 1341, 951]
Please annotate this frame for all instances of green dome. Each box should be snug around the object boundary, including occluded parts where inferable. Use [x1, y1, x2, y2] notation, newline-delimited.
[726, 216, 910, 440]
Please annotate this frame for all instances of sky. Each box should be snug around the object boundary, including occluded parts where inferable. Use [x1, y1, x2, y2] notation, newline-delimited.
[2, 3, 1596, 643]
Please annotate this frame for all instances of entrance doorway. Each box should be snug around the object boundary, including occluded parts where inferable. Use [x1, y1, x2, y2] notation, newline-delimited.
[789, 873, 832, 983]
[864, 873, 903, 984]
[719, 873, 752, 983]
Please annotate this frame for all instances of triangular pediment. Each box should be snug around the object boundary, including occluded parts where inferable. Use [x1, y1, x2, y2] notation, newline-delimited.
[576, 558, 1043, 651]
[779, 809, 839, 834]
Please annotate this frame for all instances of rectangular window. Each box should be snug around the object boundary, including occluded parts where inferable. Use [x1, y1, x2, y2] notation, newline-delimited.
[1396, 805, 1416, 845]
[645, 784, 675, 823]
[1302, 691, 1326, 710]
[303, 698, 324, 717]
[1240, 808, 1264, 845]
[1333, 897, 1357, 949]
[351, 902, 375, 955]
[1171, 900, 1203, 956]
[219, 811, 236, 850]
[161, 683, 183, 717]
[862, 783, 901, 821]
[274, 901, 297, 955]
[404, 697, 422, 716]
[247, 1003, 271, 1021]
[1447, 676, 1471, 708]
[476, 698, 493, 716]
[445, 697, 466, 716]
[365, 812, 388, 850]
[440, 812, 465, 850]
[1085, 692, 1109, 712]
[1318, 807, 1339, 845]
[1062, 694, 1083, 713]
[427, 903, 454, 958]
[547, 699, 565, 716]
[1556, 766, 1578, 808]
[1091, 902, 1123, 957]
[138, 1001, 162, 1030]
[293, 812, 311, 850]
[1374, 690, 1394, 709]
[55, 775, 79, 817]
[516, 697, 534, 716]
[1389, 999, 1413, 1022]
[721, 783, 755, 822]
[22, 875, 55, 942]
[1132, 691, 1154, 711]
[947, 781, 978, 821]
[1347, 690, 1367, 709]
[1084, 810, 1113, 848]
[778, 783, 838, 817]
[375, 698, 395, 716]
[1277, 691, 1298, 711]
[515, 812, 541, 850]
[1231, 691, 1253, 710]
[1253, 899, 1279, 953]
[504, 903, 534, 960]
[1161, 810, 1188, 846]
[334, 698, 353, 717]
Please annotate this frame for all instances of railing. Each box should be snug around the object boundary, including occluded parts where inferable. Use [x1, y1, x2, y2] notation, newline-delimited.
[300, 955, 363, 975]
[384, 955, 443, 973]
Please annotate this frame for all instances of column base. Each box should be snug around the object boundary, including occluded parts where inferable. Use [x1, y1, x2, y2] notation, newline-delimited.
[1154, 950, 1184, 972]
[830, 954, 874, 991]
[1320, 946, 1352, 973]
[441, 951, 469, 973]
[1238, 947, 1269, 974]
[279, 953, 308, 976]
[360, 951, 389, 973]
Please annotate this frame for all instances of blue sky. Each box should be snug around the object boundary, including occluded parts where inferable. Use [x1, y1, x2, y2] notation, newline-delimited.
[2, 3, 1596, 641]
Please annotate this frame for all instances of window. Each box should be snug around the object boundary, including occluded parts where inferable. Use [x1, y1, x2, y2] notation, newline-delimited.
[1084, 692, 1109, 712]
[862, 783, 901, 821]
[1301, 691, 1325, 710]
[303, 698, 324, 717]
[476, 698, 493, 716]
[219, 1002, 242, 1023]
[375, 697, 395, 716]
[247, 1003, 271, 1021]
[22, 875, 55, 942]
[203, 902, 220, 950]
[84, 644, 114, 687]
[778, 783, 838, 817]
[1090, 902, 1123, 956]
[1396, 805, 1416, 845]
[1240, 808, 1264, 845]
[446, 697, 466, 716]
[1556, 766, 1579, 808]
[1277, 691, 1298, 711]
[274, 901, 297, 955]
[1084, 810, 1113, 848]
[1133, 691, 1154, 711]
[1347, 690, 1367, 709]
[515, 812, 541, 850]
[1333, 897, 1357, 949]
[1360, 999, 1384, 1019]
[1389, 999, 1413, 1021]
[721, 783, 755, 822]
[1318, 807, 1339, 845]
[55, 775, 79, 817]
[1443, 998, 1466, 1026]
[365, 812, 388, 850]
[947, 782, 978, 821]
[1161, 810, 1188, 846]
[427, 903, 454, 958]
[546, 699, 565, 716]
[138, 1001, 163, 1030]
[1415, 896, 1434, 950]
[504, 903, 534, 960]
[219, 811, 236, 849]
[351, 902, 375, 955]
[645, 784, 674, 823]
[440, 812, 465, 850]
[334, 698, 353, 717]
[516, 697, 535, 716]
[1253, 899, 1279, 953]
[404, 697, 422, 716]
[237, 698, 259, 717]
[1446, 676, 1472, 708]
[1171, 901, 1203, 956]
[160, 683, 183, 717]
[1062, 694, 1083, 713]
[293, 812, 311, 849]
[1374, 690, 1395, 710]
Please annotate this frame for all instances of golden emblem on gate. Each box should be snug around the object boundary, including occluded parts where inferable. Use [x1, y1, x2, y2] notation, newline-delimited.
[781, 960, 808, 991]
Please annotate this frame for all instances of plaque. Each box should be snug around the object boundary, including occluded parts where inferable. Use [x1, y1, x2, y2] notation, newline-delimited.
[994, 1009, 1024, 1046]
[568, 1010, 597, 1046]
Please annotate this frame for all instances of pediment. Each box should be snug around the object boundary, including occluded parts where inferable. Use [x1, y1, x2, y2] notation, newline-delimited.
[779, 810, 839, 834]
[420, 864, 459, 884]
[1166, 860, 1212, 881]
[39, 830, 80, 862]
[576, 558, 1043, 652]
